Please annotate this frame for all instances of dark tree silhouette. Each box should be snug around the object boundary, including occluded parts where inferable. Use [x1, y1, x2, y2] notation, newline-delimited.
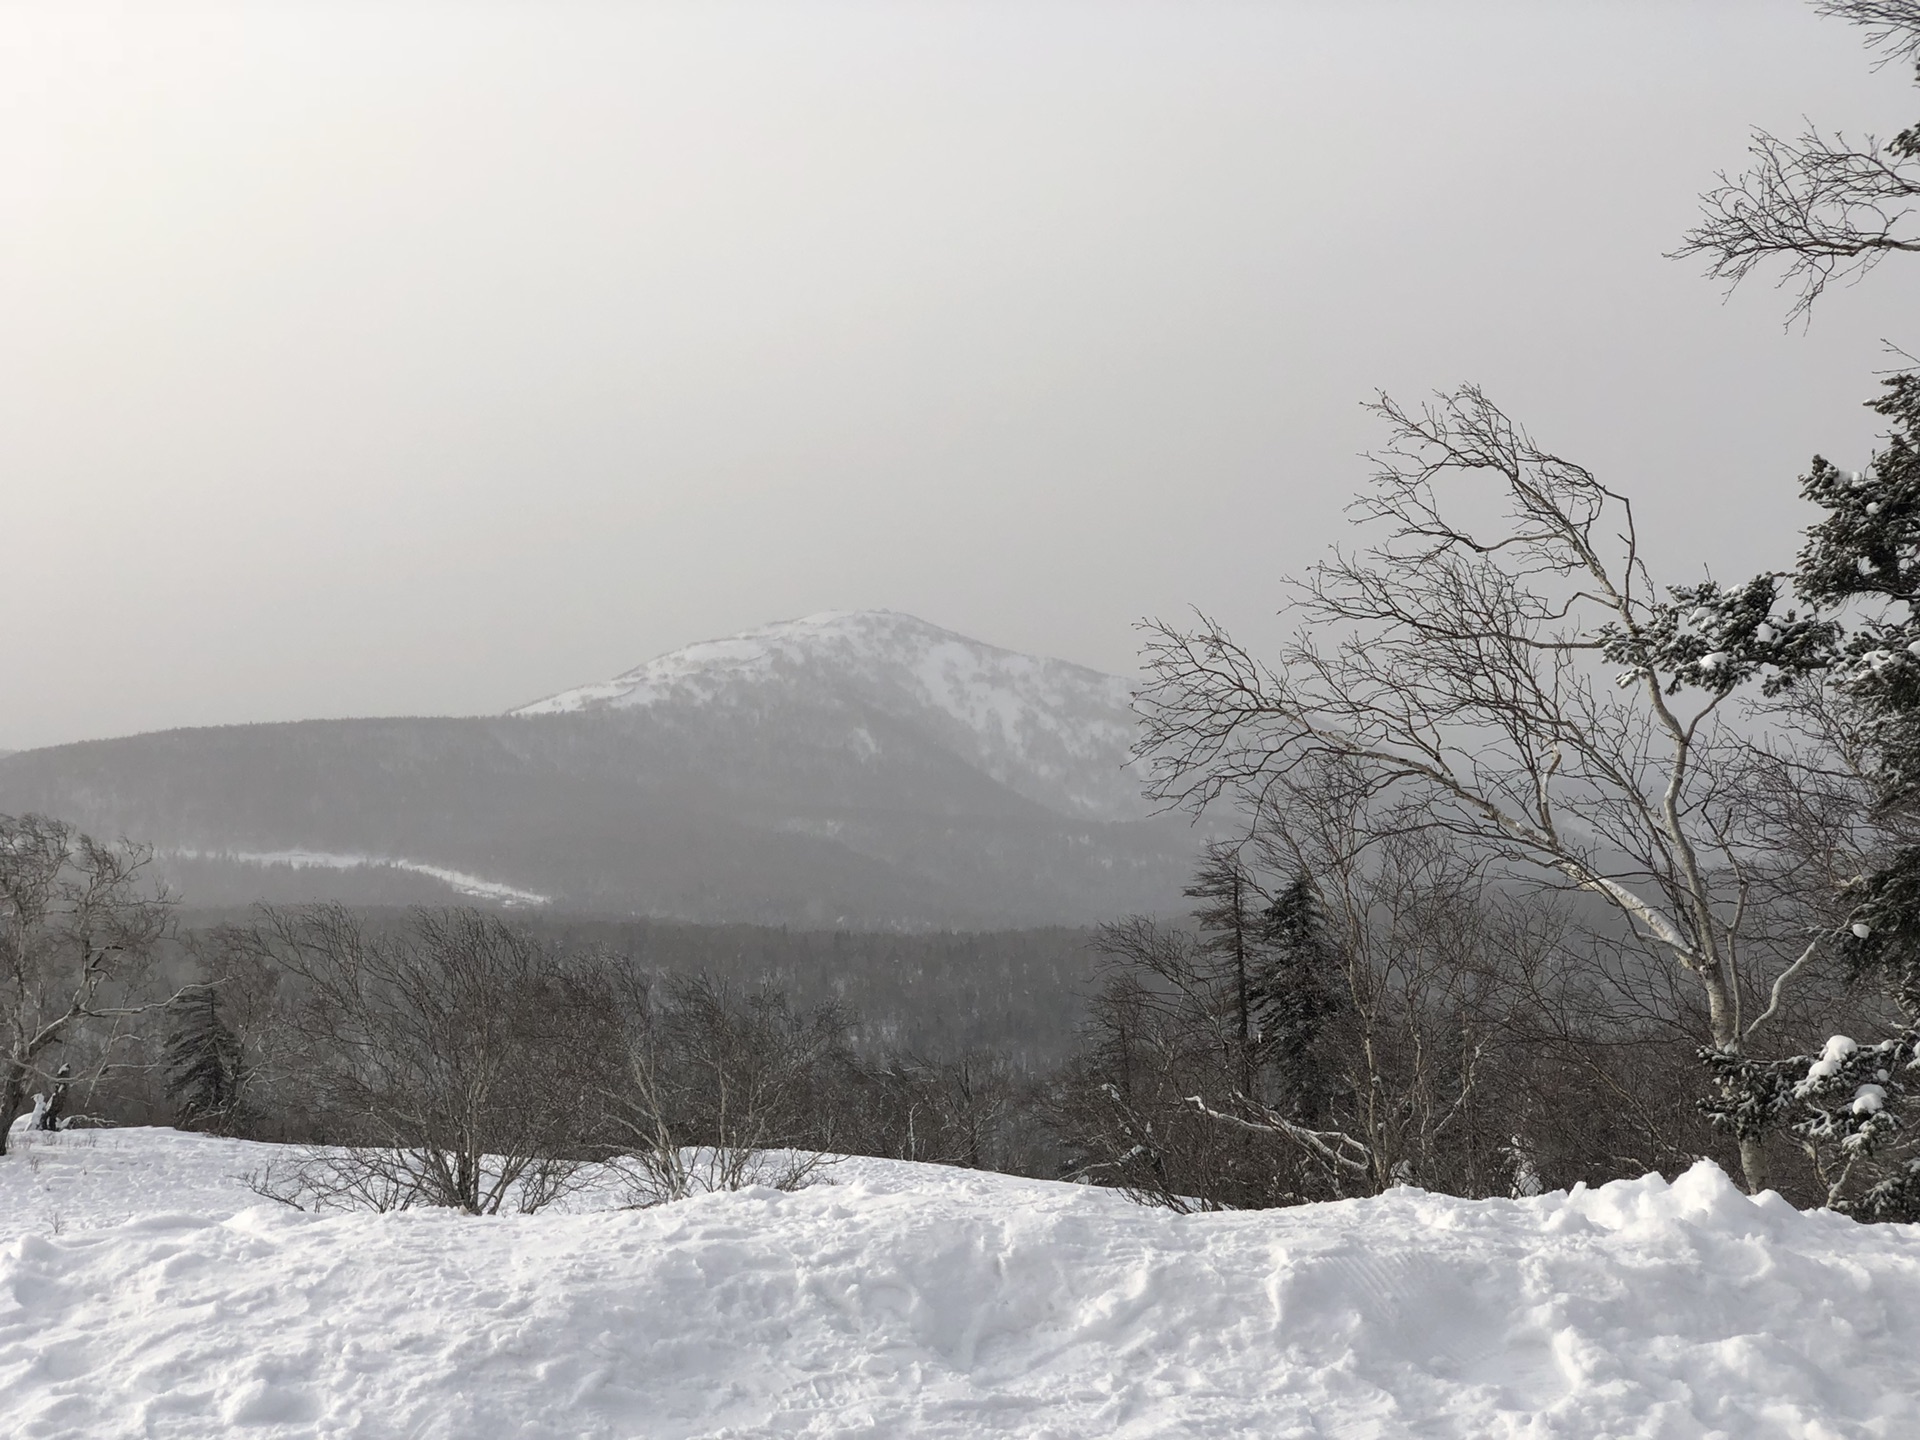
[1253, 874, 1342, 1125]
[164, 985, 245, 1133]
[1184, 843, 1264, 1100]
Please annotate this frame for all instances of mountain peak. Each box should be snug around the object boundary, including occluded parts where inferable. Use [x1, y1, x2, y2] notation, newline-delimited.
[514, 611, 1148, 821]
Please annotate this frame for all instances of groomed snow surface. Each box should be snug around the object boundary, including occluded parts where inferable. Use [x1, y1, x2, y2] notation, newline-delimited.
[2, 1129, 1918, 1438]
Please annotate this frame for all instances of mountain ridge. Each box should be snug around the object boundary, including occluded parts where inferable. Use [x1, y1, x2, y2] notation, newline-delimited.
[514, 610, 1148, 823]
[0, 612, 1193, 927]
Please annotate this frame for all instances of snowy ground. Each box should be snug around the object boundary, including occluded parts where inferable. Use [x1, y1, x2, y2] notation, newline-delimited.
[1, 1128, 1917, 1438]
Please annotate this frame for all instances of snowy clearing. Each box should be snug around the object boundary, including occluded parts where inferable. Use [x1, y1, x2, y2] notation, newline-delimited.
[1, 1129, 1917, 1438]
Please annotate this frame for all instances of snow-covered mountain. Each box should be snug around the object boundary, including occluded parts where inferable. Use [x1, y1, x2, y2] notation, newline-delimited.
[0, 613, 1194, 926]
[516, 611, 1148, 822]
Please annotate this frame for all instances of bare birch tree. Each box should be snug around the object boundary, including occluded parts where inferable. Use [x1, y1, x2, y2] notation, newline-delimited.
[1675, 2, 1920, 323]
[1136, 387, 1828, 1193]
[0, 814, 173, 1154]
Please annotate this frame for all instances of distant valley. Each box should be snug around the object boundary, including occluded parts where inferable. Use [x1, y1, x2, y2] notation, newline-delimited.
[0, 612, 1198, 927]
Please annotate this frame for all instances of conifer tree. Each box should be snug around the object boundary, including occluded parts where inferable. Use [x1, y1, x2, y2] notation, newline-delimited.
[1682, 374, 1920, 1216]
[1254, 874, 1342, 1124]
[163, 984, 245, 1133]
[1184, 843, 1263, 1099]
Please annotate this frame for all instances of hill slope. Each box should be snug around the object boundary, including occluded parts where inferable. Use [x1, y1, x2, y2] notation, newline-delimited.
[0, 613, 1194, 926]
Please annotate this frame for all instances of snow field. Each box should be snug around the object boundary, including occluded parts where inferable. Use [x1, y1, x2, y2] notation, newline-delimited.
[1, 1128, 1918, 1438]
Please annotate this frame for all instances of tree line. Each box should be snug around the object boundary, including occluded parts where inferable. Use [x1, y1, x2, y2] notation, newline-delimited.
[0, 796, 1896, 1219]
[0, 840, 1065, 1203]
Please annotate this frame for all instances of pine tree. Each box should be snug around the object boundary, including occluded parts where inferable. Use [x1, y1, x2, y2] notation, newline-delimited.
[1253, 874, 1341, 1124]
[163, 984, 245, 1133]
[1184, 843, 1262, 1099]
[1690, 372, 1920, 1217]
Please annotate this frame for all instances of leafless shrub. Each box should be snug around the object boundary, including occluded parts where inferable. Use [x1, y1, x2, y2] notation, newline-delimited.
[244, 1143, 590, 1216]
[223, 905, 600, 1214]
[580, 967, 849, 1205]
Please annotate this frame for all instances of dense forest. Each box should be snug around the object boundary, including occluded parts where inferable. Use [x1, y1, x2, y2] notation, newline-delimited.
[0, 823, 1901, 1219]
[181, 908, 1106, 1065]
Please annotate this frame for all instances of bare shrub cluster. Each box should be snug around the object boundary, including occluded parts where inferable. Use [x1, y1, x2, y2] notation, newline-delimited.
[155, 903, 1050, 1214]
[218, 906, 604, 1213]
[577, 966, 850, 1204]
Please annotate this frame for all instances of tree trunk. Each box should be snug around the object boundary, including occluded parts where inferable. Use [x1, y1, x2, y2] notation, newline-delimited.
[1738, 1136, 1771, 1195]
[1232, 871, 1252, 1100]
[1700, 959, 1772, 1195]
[0, 1065, 26, 1157]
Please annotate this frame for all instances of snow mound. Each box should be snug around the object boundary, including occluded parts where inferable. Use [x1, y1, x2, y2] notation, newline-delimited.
[3, 1129, 1918, 1438]
[513, 611, 1147, 821]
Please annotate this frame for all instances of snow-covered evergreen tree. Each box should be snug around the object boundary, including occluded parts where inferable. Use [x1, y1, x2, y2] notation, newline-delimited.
[1680, 373, 1920, 1217]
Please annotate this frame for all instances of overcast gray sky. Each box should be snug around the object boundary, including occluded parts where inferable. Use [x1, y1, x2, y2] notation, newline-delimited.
[6, 0, 1920, 750]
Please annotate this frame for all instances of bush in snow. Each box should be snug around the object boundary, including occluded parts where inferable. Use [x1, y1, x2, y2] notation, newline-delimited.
[230, 905, 602, 1214]
[576, 967, 851, 1205]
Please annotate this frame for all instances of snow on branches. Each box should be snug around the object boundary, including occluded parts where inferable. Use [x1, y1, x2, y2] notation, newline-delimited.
[1599, 575, 1833, 697]
[1702, 1028, 1920, 1218]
